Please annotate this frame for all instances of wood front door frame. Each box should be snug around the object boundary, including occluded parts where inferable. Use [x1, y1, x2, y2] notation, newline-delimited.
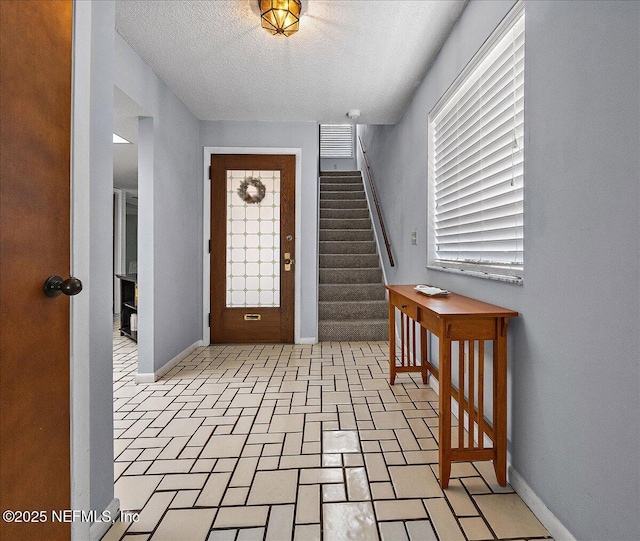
[210, 154, 295, 343]
[203, 147, 302, 345]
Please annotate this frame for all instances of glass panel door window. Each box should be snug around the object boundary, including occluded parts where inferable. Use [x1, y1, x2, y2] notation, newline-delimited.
[226, 170, 281, 307]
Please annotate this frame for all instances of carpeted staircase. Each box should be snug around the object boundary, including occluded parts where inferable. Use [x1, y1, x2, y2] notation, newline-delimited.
[318, 171, 388, 342]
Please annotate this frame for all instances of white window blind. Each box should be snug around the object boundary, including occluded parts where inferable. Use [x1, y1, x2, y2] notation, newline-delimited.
[428, 4, 524, 283]
[320, 124, 354, 158]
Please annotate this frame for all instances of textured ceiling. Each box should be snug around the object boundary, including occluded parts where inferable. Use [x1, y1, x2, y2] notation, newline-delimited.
[115, 0, 467, 124]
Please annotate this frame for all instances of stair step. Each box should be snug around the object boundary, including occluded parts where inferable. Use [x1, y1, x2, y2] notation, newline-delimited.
[320, 254, 380, 269]
[320, 267, 382, 284]
[320, 182, 363, 192]
[320, 191, 366, 200]
[321, 171, 360, 177]
[320, 218, 371, 230]
[319, 229, 374, 241]
[318, 319, 388, 342]
[319, 300, 388, 321]
[321, 209, 370, 219]
[319, 241, 377, 254]
[319, 283, 386, 301]
[320, 176, 362, 184]
[320, 199, 368, 209]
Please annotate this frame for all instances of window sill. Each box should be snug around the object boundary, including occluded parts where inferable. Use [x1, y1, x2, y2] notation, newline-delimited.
[427, 265, 523, 285]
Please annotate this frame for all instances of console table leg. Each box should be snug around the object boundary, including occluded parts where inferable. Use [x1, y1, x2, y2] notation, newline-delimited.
[438, 336, 452, 489]
[389, 302, 396, 385]
[420, 327, 428, 384]
[493, 318, 509, 486]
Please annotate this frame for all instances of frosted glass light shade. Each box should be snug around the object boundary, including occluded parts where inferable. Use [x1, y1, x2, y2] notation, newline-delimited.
[259, 0, 301, 37]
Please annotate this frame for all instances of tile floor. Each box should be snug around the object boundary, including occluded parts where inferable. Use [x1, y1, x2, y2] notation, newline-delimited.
[104, 329, 551, 541]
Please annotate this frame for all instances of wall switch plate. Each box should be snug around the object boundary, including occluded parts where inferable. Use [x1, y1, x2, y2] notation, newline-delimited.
[411, 231, 417, 245]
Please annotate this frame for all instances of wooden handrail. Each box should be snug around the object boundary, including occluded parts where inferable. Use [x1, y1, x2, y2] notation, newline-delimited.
[357, 136, 395, 267]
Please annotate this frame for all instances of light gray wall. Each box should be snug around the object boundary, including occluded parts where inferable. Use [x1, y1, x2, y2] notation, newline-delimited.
[200, 120, 320, 342]
[115, 34, 202, 373]
[137, 116, 155, 373]
[358, 1, 640, 540]
[321, 157, 356, 172]
[71, 0, 117, 528]
[87, 1, 116, 517]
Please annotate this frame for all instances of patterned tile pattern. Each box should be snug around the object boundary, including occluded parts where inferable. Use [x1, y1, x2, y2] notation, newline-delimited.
[106, 329, 551, 541]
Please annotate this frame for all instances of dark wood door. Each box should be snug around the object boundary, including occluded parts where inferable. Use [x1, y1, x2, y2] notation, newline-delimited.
[210, 154, 295, 343]
[0, 2, 73, 539]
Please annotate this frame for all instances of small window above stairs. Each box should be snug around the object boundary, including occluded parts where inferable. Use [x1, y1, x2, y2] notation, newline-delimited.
[318, 171, 388, 342]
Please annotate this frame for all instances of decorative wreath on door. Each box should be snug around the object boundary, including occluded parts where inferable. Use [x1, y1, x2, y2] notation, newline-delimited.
[237, 177, 266, 204]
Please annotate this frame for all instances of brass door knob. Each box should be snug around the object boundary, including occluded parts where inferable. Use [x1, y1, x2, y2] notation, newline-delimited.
[284, 253, 294, 271]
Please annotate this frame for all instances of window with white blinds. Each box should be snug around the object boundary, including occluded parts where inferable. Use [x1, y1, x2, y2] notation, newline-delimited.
[320, 124, 354, 158]
[428, 3, 524, 283]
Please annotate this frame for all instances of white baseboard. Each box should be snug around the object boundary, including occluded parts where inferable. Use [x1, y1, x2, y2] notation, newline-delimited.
[427, 371, 440, 393]
[135, 340, 203, 383]
[298, 336, 318, 345]
[89, 497, 119, 541]
[508, 467, 575, 541]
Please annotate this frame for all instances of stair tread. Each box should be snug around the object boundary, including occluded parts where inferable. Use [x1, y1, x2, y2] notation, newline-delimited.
[320, 299, 386, 304]
[320, 241, 376, 248]
[320, 318, 388, 323]
[319, 291, 385, 302]
[319, 317, 389, 325]
[320, 282, 384, 286]
[318, 319, 389, 338]
[320, 182, 363, 185]
[320, 233, 374, 240]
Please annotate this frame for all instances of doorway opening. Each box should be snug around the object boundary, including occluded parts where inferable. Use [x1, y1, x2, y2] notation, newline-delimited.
[112, 87, 147, 349]
[202, 147, 304, 345]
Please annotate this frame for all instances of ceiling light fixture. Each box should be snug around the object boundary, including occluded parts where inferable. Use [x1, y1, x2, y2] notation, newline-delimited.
[259, 0, 301, 37]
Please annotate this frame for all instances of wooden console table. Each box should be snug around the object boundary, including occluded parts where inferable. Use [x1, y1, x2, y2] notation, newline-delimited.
[386, 284, 518, 489]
